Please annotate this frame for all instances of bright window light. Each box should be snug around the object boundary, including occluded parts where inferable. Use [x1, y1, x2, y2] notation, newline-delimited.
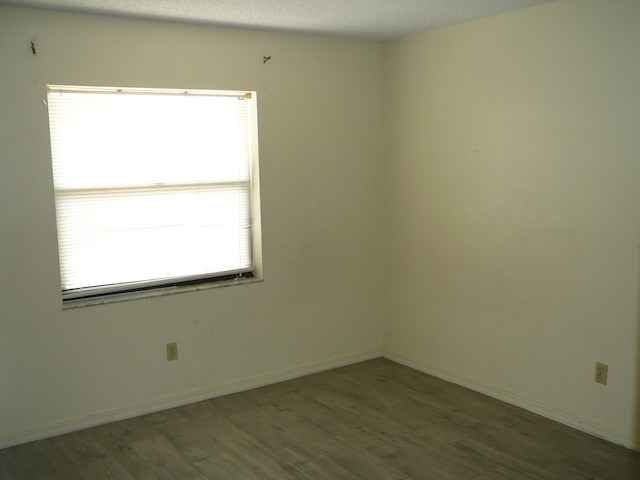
[47, 85, 261, 304]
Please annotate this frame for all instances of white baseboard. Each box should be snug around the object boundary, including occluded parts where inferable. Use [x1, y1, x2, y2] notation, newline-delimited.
[382, 348, 639, 452]
[0, 347, 382, 449]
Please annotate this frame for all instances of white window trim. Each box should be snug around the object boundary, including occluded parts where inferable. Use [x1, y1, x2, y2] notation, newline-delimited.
[47, 85, 263, 308]
[62, 275, 264, 310]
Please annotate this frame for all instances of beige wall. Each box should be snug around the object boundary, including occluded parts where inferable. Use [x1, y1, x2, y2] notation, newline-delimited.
[382, 0, 640, 448]
[0, 7, 382, 446]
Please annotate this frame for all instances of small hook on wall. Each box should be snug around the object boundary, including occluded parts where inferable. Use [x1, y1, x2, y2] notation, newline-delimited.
[30, 41, 37, 56]
[263, 56, 272, 64]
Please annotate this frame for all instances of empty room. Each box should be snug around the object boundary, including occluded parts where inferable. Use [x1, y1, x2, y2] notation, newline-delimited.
[0, 0, 639, 478]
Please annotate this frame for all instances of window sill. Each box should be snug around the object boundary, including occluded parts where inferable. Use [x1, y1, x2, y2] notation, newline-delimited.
[61, 276, 263, 310]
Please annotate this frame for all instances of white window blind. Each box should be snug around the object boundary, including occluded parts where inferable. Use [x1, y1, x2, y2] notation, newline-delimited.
[47, 86, 258, 301]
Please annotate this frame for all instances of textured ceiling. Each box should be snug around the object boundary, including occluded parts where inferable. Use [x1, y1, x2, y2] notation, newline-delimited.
[0, 0, 560, 41]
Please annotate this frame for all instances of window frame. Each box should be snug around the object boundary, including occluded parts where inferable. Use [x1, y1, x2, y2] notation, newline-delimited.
[46, 85, 263, 308]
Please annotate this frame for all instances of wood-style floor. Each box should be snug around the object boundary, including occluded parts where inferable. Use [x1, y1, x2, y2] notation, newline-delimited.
[1, 358, 638, 479]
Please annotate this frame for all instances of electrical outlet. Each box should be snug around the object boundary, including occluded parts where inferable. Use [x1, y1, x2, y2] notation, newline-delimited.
[166, 342, 178, 361]
[595, 362, 608, 385]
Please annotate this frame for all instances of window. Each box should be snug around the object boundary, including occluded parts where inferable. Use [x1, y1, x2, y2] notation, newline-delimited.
[47, 85, 262, 306]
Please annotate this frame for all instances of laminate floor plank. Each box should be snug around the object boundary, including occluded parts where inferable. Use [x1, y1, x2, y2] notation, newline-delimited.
[449, 436, 564, 480]
[383, 436, 486, 480]
[381, 445, 476, 480]
[182, 407, 311, 479]
[2, 358, 638, 479]
[49, 430, 118, 480]
[276, 444, 364, 480]
[192, 456, 261, 480]
[0, 452, 10, 478]
[1, 438, 80, 479]
[129, 435, 208, 480]
[81, 422, 163, 480]
[307, 436, 408, 480]
[152, 418, 231, 464]
[260, 405, 336, 447]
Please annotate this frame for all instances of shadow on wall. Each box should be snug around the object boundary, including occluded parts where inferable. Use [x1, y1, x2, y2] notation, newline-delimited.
[634, 253, 640, 452]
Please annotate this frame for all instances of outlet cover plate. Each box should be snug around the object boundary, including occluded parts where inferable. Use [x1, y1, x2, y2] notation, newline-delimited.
[166, 342, 178, 361]
[595, 362, 608, 385]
